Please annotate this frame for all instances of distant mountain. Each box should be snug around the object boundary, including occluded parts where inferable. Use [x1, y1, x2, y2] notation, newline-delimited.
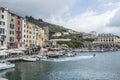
[26, 16, 68, 39]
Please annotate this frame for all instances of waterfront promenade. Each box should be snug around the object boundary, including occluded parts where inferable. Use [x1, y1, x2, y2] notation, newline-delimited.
[0, 77, 8, 80]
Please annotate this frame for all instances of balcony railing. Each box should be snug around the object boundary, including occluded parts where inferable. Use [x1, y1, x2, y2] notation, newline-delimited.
[0, 35, 6, 41]
[16, 29, 21, 33]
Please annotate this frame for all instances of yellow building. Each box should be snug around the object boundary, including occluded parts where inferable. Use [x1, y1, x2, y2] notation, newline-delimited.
[26, 22, 32, 48]
[116, 37, 120, 43]
[90, 31, 97, 36]
[36, 26, 44, 47]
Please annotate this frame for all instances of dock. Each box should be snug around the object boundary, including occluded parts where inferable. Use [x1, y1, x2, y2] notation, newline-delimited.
[6, 55, 41, 62]
[0, 77, 8, 80]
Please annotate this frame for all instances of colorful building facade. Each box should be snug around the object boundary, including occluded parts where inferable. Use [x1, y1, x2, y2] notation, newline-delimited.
[36, 26, 44, 47]
[0, 7, 45, 49]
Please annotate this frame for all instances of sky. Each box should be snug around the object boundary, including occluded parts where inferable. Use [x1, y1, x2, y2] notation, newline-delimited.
[0, 0, 120, 36]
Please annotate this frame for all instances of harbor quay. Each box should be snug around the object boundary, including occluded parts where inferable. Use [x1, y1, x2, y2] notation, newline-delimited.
[0, 77, 8, 80]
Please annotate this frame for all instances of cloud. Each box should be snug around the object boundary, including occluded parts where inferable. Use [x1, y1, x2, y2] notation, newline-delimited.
[103, 2, 120, 6]
[0, 0, 76, 19]
[48, 7, 120, 35]
[0, 0, 120, 36]
[107, 8, 120, 27]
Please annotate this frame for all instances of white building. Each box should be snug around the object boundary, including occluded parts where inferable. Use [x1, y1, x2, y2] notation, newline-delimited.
[7, 12, 16, 48]
[0, 7, 9, 48]
[22, 18, 27, 48]
[97, 33, 116, 44]
[31, 24, 37, 47]
[52, 32, 62, 37]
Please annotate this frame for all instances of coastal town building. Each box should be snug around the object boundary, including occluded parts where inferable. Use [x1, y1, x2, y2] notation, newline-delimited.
[0, 7, 45, 49]
[36, 26, 44, 47]
[7, 12, 16, 48]
[52, 32, 62, 37]
[43, 27, 49, 41]
[116, 37, 120, 43]
[82, 33, 96, 39]
[26, 22, 45, 48]
[68, 29, 79, 34]
[26, 22, 32, 48]
[49, 39, 71, 47]
[0, 7, 9, 49]
[43, 27, 49, 47]
[62, 32, 69, 36]
[15, 15, 23, 48]
[97, 33, 116, 45]
[22, 18, 27, 48]
[90, 31, 97, 36]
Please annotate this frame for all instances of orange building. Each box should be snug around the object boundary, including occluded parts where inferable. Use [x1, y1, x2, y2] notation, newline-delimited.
[36, 26, 44, 48]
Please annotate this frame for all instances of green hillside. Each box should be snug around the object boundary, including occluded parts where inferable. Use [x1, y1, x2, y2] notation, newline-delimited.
[26, 16, 68, 38]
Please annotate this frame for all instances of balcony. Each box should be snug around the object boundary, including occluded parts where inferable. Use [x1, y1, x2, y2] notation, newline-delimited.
[0, 35, 6, 41]
[0, 38, 4, 41]
[16, 29, 21, 33]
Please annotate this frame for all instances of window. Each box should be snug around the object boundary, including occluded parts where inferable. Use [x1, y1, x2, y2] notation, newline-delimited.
[1, 15, 4, 19]
[18, 21, 20, 25]
[10, 31, 12, 34]
[2, 8, 4, 13]
[24, 35, 25, 38]
[3, 22, 5, 25]
[12, 31, 14, 34]
[1, 41, 3, 46]
[0, 21, 5, 25]
[10, 37, 14, 42]
[3, 29, 5, 34]
[17, 16, 20, 19]
[18, 27, 20, 31]
[11, 19, 13, 21]
[29, 40, 31, 43]
[10, 24, 14, 29]
[24, 24, 26, 28]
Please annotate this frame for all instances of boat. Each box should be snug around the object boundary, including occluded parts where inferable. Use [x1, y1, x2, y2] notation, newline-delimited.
[22, 57, 39, 62]
[65, 51, 76, 57]
[0, 60, 15, 70]
[66, 53, 75, 57]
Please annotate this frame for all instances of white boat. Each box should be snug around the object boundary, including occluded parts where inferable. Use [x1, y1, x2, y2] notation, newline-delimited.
[65, 52, 76, 57]
[0, 60, 15, 70]
[22, 57, 39, 62]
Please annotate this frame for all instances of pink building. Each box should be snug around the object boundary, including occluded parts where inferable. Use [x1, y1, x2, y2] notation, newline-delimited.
[15, 16, 23, 48]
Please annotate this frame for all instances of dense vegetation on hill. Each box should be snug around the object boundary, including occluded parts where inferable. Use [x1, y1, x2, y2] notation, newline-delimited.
[26, 16, 68, 38]
[26, 16, 95, 48]
[57, 40, 83, 48]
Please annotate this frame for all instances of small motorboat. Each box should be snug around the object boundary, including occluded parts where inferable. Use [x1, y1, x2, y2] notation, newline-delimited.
[22, 57, 39, 62]
[0, 60, 15, 70]
[65, 52, 76, 57]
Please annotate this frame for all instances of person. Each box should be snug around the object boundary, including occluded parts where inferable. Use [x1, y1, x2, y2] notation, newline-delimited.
[93, 54, 96, 57]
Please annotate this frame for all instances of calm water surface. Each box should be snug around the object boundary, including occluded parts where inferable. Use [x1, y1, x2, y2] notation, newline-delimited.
[1, 51, 120, 80]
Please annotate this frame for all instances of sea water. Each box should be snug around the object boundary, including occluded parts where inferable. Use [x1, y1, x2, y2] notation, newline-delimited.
[1, 51, 120, 80]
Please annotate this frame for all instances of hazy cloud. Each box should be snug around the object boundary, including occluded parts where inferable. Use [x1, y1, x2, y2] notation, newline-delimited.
[107, 8, 120, 27]
[0, 0, 76, 19]
[0, 0, 120, 36]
